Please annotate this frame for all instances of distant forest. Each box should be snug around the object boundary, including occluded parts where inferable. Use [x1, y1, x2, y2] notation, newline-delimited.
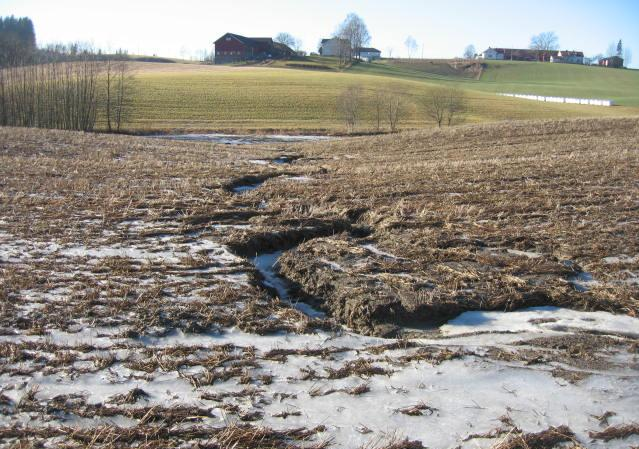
[0, 16, 36, 66]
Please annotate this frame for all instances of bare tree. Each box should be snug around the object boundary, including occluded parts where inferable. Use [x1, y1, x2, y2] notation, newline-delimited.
[112, 60, 134, 132]
[373, 90, 384, 131]
[405, 36, 417, 59]
[337, 85, 362, 133]
[606, 42, 618, 57]
[0, 43, 136, 132]
[623, 48, 632, 67]
[335, 13, 371, 61]
[371, 88, 403, 132]
[424, 87, 466, 128]
[424, 88, 447, 127]
[104, 50, 134, 132]
[336, 38, 352, 66]
[386, 47, 394, 59]
[463, 45, 476, 60]
[530, 32, 559, 52]
[444, 88, 466, 126]
[386, 89, 403, 132]
[275, 32, 297, 49]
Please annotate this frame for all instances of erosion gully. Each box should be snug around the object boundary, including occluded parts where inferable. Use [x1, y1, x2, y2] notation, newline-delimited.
[221, 156, 340, 320]
[217, 151, 603, 336]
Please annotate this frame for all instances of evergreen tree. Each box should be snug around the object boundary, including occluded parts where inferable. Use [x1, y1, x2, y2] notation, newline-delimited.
[617, 40, 623, 57]
[0, 15, 37, 66]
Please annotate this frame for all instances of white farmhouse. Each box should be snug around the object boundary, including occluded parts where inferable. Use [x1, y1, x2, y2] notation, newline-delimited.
[550, 51, 585, 65]
[480, 48, 504, 60]
[319, 38, 349, 57]
[356, 47, 382, 61]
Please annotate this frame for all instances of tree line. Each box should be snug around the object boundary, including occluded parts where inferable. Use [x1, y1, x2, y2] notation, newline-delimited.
[0, 16, 36, 66]
[337, 85, 467, 133]
[0, 16, 135, 132]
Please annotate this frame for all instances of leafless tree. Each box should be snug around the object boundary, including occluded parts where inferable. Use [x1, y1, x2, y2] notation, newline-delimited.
[336, 13, 371, 61]
[424, 88, 447, 127]
[424, 87, 466, 128]
[530, 32, 559, 52]
[386, 47, 394, 59]
[606, 42, 618, 58]
[0, 43, 136, 132]
[275, 32, 297, 49]
[373, 90, 384, 131]
[463, 45, 476, 59]
[529, 32, 559, 60]
[337, 85, 362, 133]
[444, 88, 466, 126]
[336, 38, 352, 66]
[405, 36, 417, 59]
[386, 89, 403, 132]
[623, 48, 632, 67]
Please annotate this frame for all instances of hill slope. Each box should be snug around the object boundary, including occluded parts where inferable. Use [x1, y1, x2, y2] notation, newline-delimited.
[128, 61, 639, 133]
[355, 59, 639, 107]
[477, 60, 639, 106]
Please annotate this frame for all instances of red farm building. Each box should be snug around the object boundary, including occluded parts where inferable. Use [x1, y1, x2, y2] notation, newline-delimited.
[214, 33, 294, 64]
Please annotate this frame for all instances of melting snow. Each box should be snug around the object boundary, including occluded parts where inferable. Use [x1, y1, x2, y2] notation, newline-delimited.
[253, 251, 325, 318]
[441, 306, 639, 338]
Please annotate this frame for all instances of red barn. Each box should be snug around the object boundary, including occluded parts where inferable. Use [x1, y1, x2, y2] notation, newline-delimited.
[599, 56, 624, 68]
[214, 33, 294, 64]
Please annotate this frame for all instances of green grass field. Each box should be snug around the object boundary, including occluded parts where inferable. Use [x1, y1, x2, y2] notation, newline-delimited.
[367, 59, 639, 107]
[126, 58, 639, 133]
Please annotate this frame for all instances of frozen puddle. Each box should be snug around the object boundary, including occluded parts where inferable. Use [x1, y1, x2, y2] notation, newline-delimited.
[249, 156, 299, 165]
[152, 133, 334, 145]
[253, 251, 325, 318]
[232, 182, 263, 193]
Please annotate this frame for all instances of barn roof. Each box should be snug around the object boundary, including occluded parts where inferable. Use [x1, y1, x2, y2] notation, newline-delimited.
[356, 47, 381, 53]
[558, 50, 584, 57]
[214, 33, 274, 47]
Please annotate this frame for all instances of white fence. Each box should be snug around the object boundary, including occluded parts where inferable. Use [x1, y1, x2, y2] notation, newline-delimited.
[499, 93, 613, 107]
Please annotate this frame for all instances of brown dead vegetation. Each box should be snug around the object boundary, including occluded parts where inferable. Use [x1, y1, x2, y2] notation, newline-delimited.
[489, 425, 576, 449]
[589, 423, 639, 441]
[1, 118, 638, 447]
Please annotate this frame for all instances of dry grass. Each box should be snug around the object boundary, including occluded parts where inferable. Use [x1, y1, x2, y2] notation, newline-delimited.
[1, 117, 638, 447]
[589, 423, 639, 441]
[489, 425, 576, 449]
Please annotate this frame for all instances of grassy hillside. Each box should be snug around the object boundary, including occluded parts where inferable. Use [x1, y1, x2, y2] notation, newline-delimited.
[359, 59, 639, 107]
[477, 61, 639, 106]
[127, 61, 639, 133]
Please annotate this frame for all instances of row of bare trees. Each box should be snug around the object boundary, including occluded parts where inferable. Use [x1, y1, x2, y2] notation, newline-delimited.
[338, 86, 403, 133]
[0, 47, 134, 132]
[337, 86, 466, 133]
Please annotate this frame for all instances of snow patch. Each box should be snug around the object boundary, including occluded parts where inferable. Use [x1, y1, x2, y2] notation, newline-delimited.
[441, 307, 639, 338]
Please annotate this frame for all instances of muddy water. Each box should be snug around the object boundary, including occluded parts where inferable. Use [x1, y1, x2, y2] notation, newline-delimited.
[153, 133, 334, 145]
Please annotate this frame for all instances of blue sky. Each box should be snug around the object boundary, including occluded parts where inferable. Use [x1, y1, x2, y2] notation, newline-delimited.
[0, 0, 637, 67]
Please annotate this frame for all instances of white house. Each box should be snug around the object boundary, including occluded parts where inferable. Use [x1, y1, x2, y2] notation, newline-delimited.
[480, 48, 504, 60]
[319, 38, 349, 57]
[550, 51, 585, 65]
[355, 47, 381, 61]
